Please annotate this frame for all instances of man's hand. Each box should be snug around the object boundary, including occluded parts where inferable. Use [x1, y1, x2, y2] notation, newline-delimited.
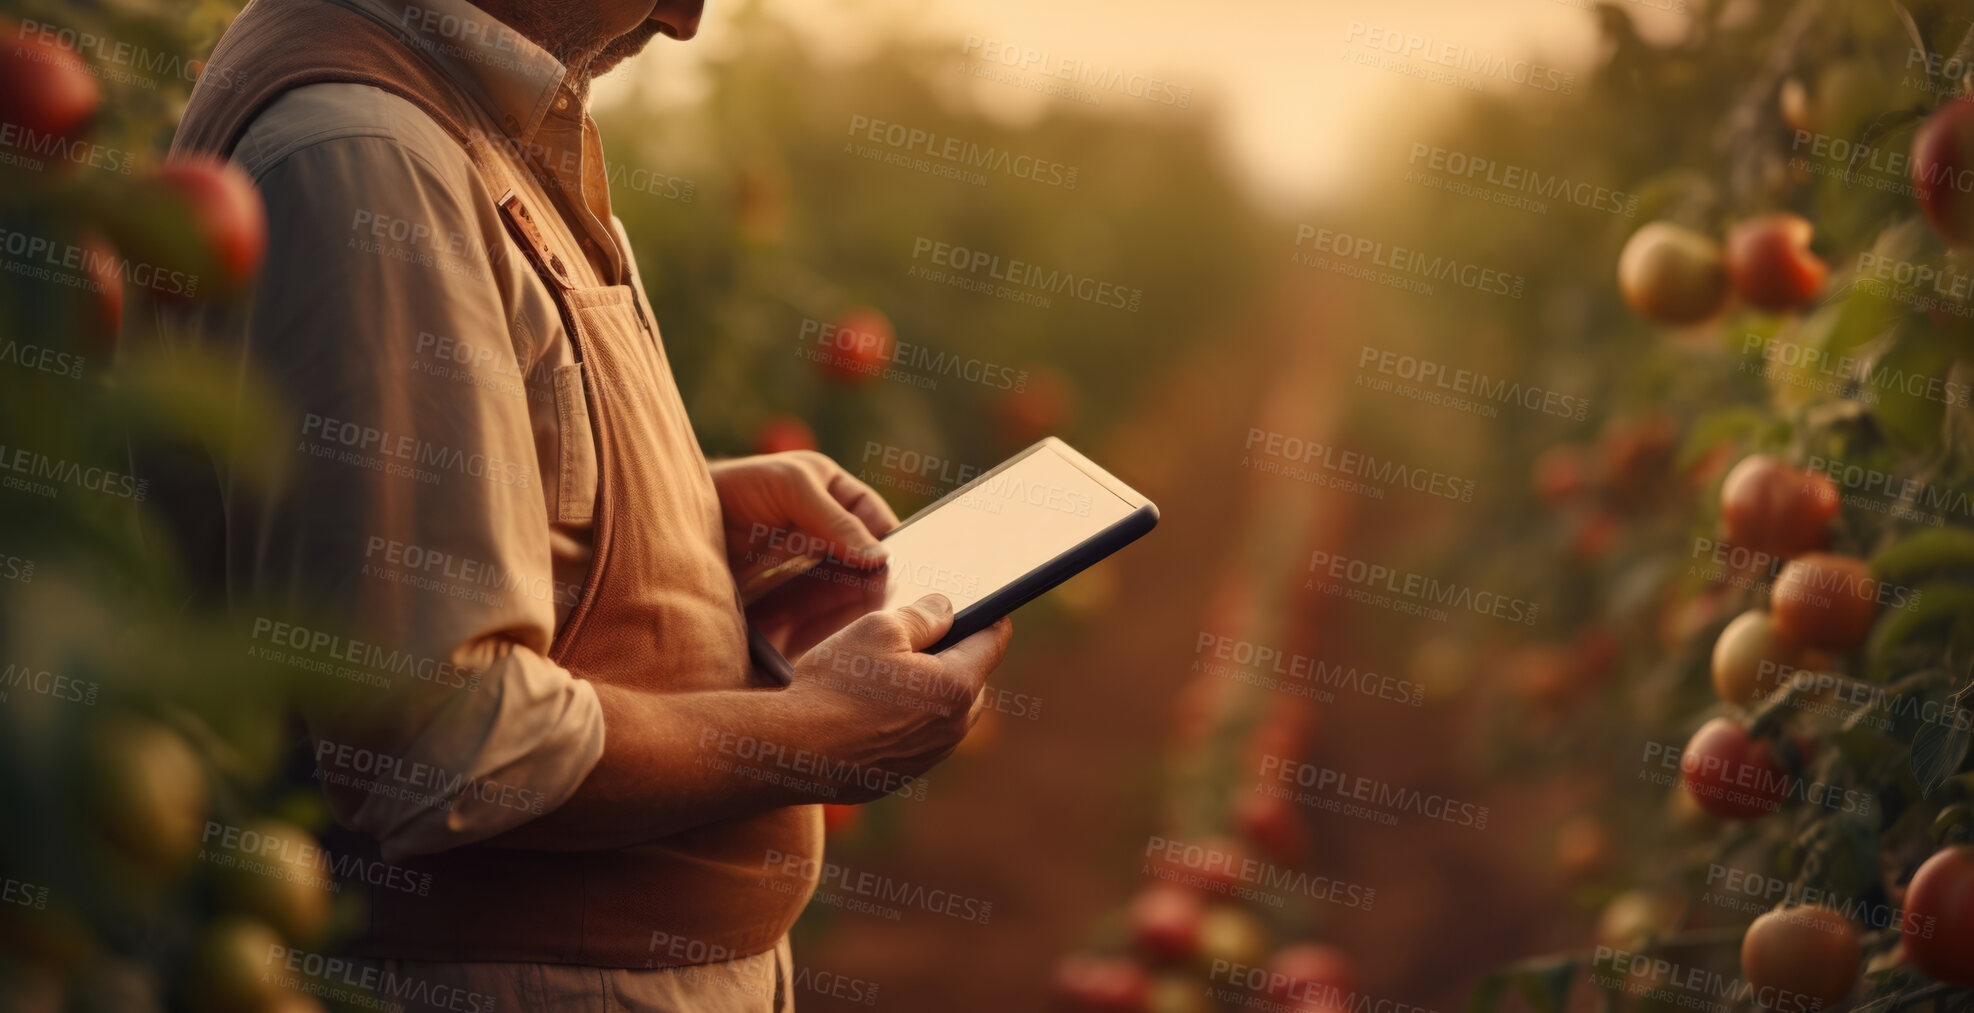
[495, 593, 1015, 849]
[709, 451, 899, 598]
[783, 594, 1014, 802]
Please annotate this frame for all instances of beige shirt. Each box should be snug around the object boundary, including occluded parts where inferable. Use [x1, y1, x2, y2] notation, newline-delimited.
[167, 0, 661, 862]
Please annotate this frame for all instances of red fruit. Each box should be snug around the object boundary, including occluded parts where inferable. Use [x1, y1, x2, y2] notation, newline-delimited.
[1267, 944, 1358, 1005]
[113, 156, 267, 300]
[1145, 836, 1251, 897]
[1903, 845, 1974, 985]
[1679, 717, 1806, 820]
[0, 22, 100, 141]
[1235, 791, 1306, 865]
[996, 365, 1076, 445]
[820, 804, 859, 835]
[1129, 886, 1204, 963]
[814, 307, 894, 383]
[751, 415, 817, 454]
[1725, 214, 1828, 311]
[1617, 222, 1729, 325]
[1052, 955, 1151, 1013]
[1913, 101, 1974, 246]
[1532, 445, 1586, 506]
[1740, 906, 1860, 1006]
[1770, 553, 1879, 654]
[1719, 454, 1838, 559]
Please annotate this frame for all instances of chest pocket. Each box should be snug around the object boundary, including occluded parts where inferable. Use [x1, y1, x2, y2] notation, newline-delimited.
[550, 362, 596, 524]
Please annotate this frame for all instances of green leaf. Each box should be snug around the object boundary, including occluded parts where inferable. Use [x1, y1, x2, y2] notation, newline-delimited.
[1512, 959, 1578, 1013]
[1871, 528, 1974, 585]
[1677, 406, 1778, 470]
[1469, 970, 1510, 1013]
[1912, 718, 1972, 797]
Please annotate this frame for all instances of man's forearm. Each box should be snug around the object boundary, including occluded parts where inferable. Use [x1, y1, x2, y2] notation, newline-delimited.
[485, 683, 827, 851]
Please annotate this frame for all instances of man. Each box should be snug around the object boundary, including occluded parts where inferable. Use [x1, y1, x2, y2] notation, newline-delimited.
[150, 0, 1012, 1008]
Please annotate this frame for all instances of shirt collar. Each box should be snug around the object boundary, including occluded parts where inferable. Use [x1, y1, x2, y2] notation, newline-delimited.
[333, 0, 576, 146]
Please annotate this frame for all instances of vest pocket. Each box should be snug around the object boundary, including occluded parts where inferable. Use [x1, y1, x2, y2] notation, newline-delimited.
[551, 363, 598, 523]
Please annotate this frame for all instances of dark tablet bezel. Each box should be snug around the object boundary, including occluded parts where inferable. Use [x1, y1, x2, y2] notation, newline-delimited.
[881, 437, 1160, 653]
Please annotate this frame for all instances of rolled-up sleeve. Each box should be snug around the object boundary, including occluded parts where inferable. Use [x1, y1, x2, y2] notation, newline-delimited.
[230, 122, 603, 862]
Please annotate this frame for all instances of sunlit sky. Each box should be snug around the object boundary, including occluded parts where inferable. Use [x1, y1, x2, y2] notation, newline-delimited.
[596, 0, 1692, 209]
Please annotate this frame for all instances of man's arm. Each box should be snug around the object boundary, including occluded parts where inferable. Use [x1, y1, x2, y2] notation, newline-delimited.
[491, 598, 1012, 852]
[226, 96, 1010, 861]
[228, 116, 608, 863]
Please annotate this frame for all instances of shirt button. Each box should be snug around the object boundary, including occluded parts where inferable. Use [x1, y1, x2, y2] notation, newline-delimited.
[555, 96, 570, 111]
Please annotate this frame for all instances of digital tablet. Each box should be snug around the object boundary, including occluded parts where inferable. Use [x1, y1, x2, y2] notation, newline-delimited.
[745, 437, 1159, 670]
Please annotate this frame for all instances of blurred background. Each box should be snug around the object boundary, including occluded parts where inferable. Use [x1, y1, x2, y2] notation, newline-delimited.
[7, 0, 1974, 1010]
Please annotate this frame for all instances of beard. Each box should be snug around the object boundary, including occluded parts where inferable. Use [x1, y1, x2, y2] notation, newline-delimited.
[589, 21, 666, 79]
[499, 0, 663, 97]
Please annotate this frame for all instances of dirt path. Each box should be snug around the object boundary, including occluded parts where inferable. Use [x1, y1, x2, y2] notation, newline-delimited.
[798, 274, 1587, 1011]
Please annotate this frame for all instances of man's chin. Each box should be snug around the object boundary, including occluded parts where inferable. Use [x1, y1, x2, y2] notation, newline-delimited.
[590, 21, 667, 76]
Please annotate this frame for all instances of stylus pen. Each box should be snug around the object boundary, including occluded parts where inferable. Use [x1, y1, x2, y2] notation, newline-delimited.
[747, 622, 795, 687]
